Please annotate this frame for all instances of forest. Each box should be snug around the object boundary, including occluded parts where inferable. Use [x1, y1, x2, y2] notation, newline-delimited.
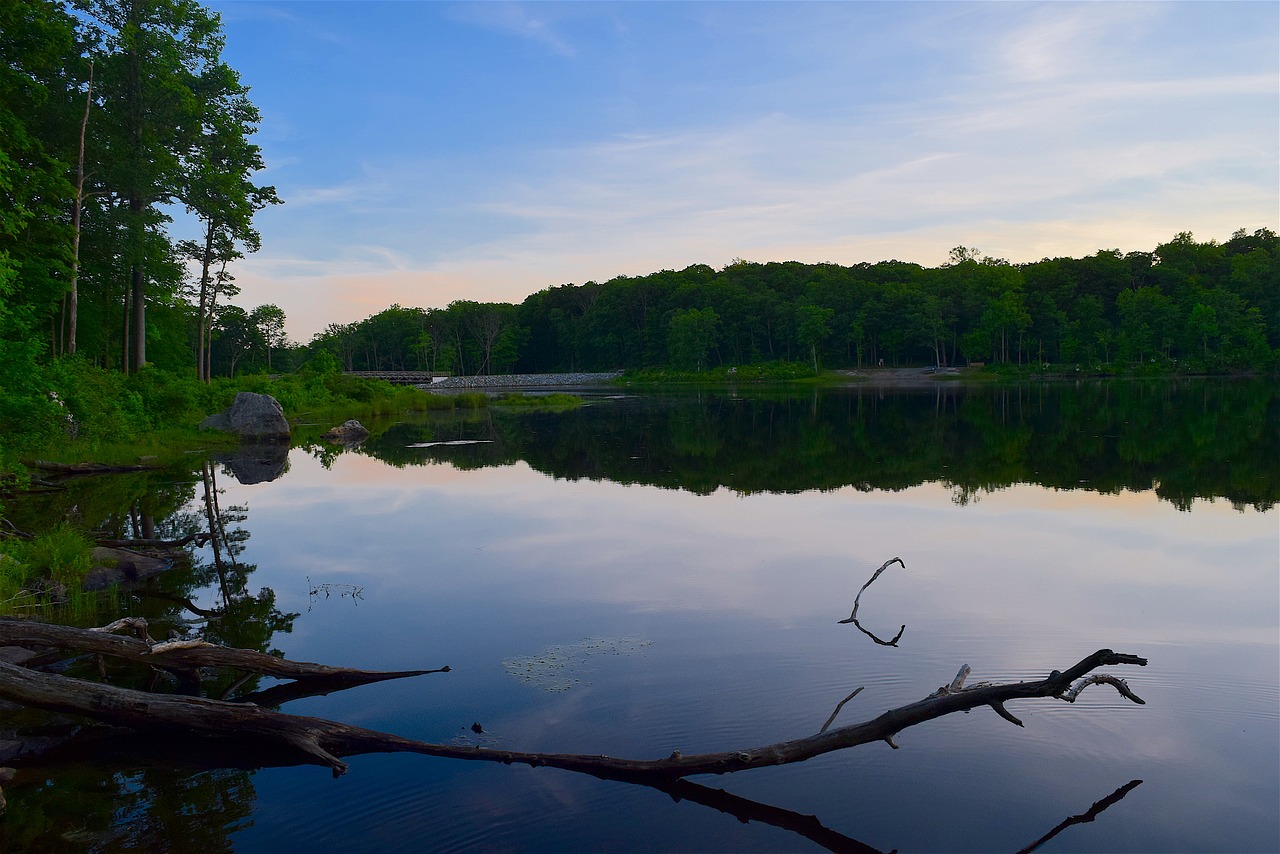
[1, 0, 280, 433]
[2, 0, 1277, 449]
[310, 232, 1278, 378]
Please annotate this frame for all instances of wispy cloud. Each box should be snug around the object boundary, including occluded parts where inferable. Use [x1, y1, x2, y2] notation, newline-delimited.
[995, 2, 1160, 83]
[213, 2, 346, 45]
[208, 0, 1277, 341]
[447, 1, 577, 57]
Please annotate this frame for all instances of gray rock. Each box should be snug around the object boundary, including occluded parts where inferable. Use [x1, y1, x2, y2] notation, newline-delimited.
[321, 419, 370, 443]
[200, 392, 291, 441]
[82, 547, 173, 591]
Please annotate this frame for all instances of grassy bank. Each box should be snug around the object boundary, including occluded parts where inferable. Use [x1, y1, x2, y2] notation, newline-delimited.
[621, 358, 1276, 387]
[0, 364, 585, 614]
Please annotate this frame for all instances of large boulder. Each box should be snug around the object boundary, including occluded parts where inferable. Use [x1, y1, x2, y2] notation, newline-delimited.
[82, 547, 173, 591]
[321, 419, 370, 444]
[200, 392, 291, 441]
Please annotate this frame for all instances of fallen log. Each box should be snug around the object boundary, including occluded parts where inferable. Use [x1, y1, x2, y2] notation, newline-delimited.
[25, 460, 161, 475]
[0, 619, 448, 691]
[0, 649, 1145, 780]
[95, 533, 211, 550]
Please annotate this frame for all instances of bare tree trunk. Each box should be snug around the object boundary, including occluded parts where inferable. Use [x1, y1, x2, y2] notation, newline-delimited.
[205, 257, 228, 381]
[69, 61, 94, 356]
[131, 262, 145, 370]
[121, 275, 131, 373]
[196, 222, 215, 382]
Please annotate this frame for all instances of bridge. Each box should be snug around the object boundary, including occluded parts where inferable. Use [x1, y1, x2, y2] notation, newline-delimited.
[343, 371, 624, 389]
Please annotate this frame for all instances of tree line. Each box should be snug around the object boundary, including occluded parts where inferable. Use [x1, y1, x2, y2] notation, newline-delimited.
[2, 1, 1276, 429]
[307, 231, 1278, 376]
[0, 0, 279, 402]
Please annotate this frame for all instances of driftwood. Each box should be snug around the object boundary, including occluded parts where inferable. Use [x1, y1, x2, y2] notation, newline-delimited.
[0, 619, 448, 693]
[838, 557, 906, 646]
[96, 533, 211, 550]
[26, 460, 161, 475]
[0, 648, 1145, 781]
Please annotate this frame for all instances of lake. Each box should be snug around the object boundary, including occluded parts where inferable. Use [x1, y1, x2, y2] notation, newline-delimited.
[2, 379, 1277, 852]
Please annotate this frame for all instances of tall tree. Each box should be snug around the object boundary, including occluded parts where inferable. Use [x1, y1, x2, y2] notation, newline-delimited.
[78, 0, 224, 372]
[0, 0, 78, 380]
[181, 48, 278, 381]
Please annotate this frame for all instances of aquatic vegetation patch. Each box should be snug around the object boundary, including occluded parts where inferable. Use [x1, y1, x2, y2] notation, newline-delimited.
[502, 636, 653, 692]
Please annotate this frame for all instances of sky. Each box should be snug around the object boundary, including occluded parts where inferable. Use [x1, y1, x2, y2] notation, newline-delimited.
[200, 1, 1280, 342]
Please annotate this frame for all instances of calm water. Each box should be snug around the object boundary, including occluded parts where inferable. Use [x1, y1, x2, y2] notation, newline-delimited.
[3, 380, 1277, 852]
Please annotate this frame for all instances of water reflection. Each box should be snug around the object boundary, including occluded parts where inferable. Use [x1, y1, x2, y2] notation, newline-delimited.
[353, 379, 1277, 510]
[1, 457, 298, 850]
[836, 556, 907, 646]
[0, 379, 1274, 852]
[211, 442, 290, 486]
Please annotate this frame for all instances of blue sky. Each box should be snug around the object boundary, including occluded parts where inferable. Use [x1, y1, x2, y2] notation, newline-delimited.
[202, 1, 1279, 341]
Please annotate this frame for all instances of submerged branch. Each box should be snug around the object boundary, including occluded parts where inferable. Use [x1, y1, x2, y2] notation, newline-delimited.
[837, 557, 906, 646]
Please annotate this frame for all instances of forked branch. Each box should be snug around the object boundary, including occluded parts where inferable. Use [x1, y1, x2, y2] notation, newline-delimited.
[0, 648, 1146, 782]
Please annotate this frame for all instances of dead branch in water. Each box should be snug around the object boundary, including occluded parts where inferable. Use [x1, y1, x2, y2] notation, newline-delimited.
[0, 619, 448, 693]
[0, 648, 1144, 780]
[838, 557, 906, 646]
[819, 686, 865, 734]
[1016, 779, 1144, 854]
[96, 533, 211, 550]
[26, 460, 161, 475]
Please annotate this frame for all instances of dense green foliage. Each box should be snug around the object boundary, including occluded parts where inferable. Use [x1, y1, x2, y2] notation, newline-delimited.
[306, 232, 1279, 377]
[0, 0, 280, 422]
[2, 3, 1274, 480]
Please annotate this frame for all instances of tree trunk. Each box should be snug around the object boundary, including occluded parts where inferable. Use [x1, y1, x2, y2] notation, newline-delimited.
[68, 62, 94, 357]
[196, 222, 215, 382]
[131, 261, 146, 370]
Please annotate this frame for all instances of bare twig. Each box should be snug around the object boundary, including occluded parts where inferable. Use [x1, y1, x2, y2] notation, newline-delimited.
[837, 557, 906, 646]
[819, 686, 865, 734]
[1057, 673, 1146, 704]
